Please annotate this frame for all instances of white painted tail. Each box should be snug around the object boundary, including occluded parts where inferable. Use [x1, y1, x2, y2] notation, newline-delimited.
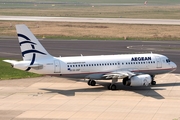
[16, 24, 52, 61]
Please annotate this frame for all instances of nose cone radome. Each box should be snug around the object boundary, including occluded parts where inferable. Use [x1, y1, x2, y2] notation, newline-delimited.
[171, 62, 177, 70]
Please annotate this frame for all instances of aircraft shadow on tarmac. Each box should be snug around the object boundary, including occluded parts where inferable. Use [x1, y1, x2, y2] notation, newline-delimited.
[41, 80, 180, 99]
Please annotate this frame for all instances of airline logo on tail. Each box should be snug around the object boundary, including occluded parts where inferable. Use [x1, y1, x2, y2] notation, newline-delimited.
[18, 33, 46, 71]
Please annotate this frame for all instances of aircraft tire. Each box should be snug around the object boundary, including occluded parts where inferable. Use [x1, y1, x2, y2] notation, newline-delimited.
[151, 81, 156, 85]
[87, 80, 92, 86]
[108, 84, 117, 90]
[110, 84, 117, 90]
[108, 84, 111, 90]
[90, 80, 96, 86]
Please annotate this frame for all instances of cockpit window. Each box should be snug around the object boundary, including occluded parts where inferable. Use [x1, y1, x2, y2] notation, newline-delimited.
[166, 59, 171, 63]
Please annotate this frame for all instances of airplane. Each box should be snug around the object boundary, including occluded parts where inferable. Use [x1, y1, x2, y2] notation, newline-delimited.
[3, 24, 177, 90]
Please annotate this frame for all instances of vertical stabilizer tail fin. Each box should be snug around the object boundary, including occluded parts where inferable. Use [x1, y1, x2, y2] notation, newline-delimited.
[16, 24, 52, 61]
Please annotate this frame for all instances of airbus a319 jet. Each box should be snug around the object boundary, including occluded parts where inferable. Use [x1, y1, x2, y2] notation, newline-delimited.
[4, 24, 177, 90]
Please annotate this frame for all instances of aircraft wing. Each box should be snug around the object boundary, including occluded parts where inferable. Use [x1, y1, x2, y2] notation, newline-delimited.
[103, 70, 136, 79]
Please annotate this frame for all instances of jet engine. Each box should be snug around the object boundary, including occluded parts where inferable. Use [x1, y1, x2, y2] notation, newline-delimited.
[123, 74, 152, 86]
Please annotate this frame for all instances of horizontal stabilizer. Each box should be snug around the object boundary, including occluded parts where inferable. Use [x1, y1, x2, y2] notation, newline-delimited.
[3, 60, 18, 65]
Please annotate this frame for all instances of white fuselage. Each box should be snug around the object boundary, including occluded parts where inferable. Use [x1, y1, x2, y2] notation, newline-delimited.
[16, 53, 176, 79]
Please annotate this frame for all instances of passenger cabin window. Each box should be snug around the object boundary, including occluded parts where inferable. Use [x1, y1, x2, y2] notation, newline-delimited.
[66, 60, 158, 68]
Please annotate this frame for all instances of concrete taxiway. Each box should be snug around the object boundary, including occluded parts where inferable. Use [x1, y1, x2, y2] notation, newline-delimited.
[1, 16, 180, 25]
[0, 73, 180, 120]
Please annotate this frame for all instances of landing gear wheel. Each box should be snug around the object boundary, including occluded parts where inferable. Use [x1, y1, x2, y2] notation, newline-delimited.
[90, 80, 96, 86]
[87, 80, 96, 86]
[151, 81, 156, 85]
[111, 84, 117, 90]
[108, 84, 111, 90]
[108, 84, 117, 90]
[87, 80, 92, 85]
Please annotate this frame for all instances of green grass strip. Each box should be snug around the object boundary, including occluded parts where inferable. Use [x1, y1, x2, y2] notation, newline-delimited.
[0, 58, 41, 80]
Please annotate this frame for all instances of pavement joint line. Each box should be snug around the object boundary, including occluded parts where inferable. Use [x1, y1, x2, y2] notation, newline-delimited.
[0, 90, 16, 100]
[15, 94, 56, 119]
[95, 99, 118, 120]
[9, 95, 43, 112]
[42, 97, 71, 119]
[159, 73, 169, 79]
[40, 89, 73, 118]
[5, 93, 26, 111]
[167, 77, 177, 97]
[175, 74, 180, 80]
[93, 90, 117, 120]
[7, 79, 51, 112]
[68, 93, 103, 119]
[151, 101, 164, 120]
[123, 96, 145, 120]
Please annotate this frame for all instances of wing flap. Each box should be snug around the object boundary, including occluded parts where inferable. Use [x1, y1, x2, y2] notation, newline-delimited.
[103, 71, 136, 79]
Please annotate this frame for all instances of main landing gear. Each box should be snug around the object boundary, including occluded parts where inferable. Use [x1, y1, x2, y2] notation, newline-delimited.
[108, 78, 118, 90]
[87, 79, 96, 86]
[108, 84, 117, 90]
[87, 79, 118, 90]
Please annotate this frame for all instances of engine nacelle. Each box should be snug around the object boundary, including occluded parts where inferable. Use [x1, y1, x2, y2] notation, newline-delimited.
[124, 74, 152, 86]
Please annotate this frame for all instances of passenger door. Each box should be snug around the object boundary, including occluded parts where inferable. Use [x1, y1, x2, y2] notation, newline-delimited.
[54, 60, 61, 73]
[155, 56, 162, 68]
